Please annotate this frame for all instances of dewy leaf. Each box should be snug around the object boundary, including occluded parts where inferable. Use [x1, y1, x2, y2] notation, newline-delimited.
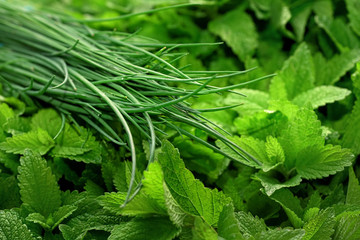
[292, 86, 351, 109]
[108, 217, 179, 240]
[0, 209, 35, 240]
[0, 128, 54, 155]
[218, 204, 244, 240]
[158, 140, 231, 226]
[18, 150, 61, 217]
[302, 208, 336, 240]
[269, 43, 315, 100]
[209, 7, 258, 61]
[346, 167, 360, 205]
[345, 0, 360, 36]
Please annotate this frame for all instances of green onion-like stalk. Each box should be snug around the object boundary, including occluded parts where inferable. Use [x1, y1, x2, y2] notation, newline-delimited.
[0, 1, 271, 205]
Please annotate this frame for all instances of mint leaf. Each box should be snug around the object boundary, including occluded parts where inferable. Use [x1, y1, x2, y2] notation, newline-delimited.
[142, 161, 166, 209]
[51, 205, 78, 230]
[256, 173, 302, 196]
[0, 209, 35, 240]
[254, 228, 305, 240]
[269, 43, 315, 100]
[345, 0, 360, 36]
[292, 86, 351, 109]
[191, 217, 218, 240]
[218, 204, 244, 240]
[295, 144, 353, 179]
[302, 208, 335, 240]
[0, 175, 21, 209]
[333, 213, 360, 240]
[346, 167, 360, 205]
[158, 140, 231, 226]
[0, 103, 14, 127]
[209, 7, 258, 61]
[313, 50, 360, 85]
[108, 217, 179, 240]
[315, 16, 360, 52]
[270, 188, 304, 228]
[342, 99, 360, 155]
[0, 128, 54, 155]
[18, 150, 61, 217]
[235, 211, 267, 238]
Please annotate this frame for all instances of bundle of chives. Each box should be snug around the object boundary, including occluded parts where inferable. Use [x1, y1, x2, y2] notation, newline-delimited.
[0, 1, 270, 203]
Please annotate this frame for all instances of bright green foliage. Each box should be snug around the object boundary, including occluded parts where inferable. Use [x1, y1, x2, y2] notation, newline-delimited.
[0, 210, 35, 240]
[346, 168, 360, 205]
[158, 140, 231, 226]
[345, 0, 360, 36]
[191, 217, 218, 240]
[333, 213, 360, 240]
[218, 204, 244, 240]
[302, 208, 336, 240]
[108, 217, 179, 240]
[292, 86, 351, 109]
[18, 150, 61, 218]
[270, 43, 315, 100]
[0, 128, 54, 155]
[209, 7, 258, 61]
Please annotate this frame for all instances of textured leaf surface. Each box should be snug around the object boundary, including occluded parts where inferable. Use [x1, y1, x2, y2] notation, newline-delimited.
[0, 128, 54, 155]
[345, 0, 360, 36]
[292, 86, 351, 109]
[235, 211, 267, 238]
[209, 7, 258, 61]
[218, 205, 244, 240]
[333, 213, 360, 240]
[302, 208, 335, 240]
[18, 150, 61, 217]
[346, 168, 360, 205]
[342, 99, 360, 155]
[0, 210, 34, 240]
[269, 43, 314, 100]
[254, 228, 305, 240]
[109, 217, 179, 240]
[158, 140, 231, 226]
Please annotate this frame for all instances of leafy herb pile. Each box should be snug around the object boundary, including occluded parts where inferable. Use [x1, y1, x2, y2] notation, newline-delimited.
[1, 0, 360, 239]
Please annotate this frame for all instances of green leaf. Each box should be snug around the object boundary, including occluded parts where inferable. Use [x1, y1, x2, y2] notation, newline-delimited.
[235, 211, 267, 238]
[3, 116, 31, 135]
[98, 191, 166, 216]
[51, 205, 78, 230]
[278, 108, 324, 169]
[191, 217, 218, 240]
[142, 161, 166, 209]
[26, 212, 49, 230]
[269, 43, 315, 100]
[315, 16, 360, 52]
[346, 167, 360, 205]
[302, 208, 335, 240]
[292, 86, 351, 109]
[0, 209, 35, 240]
[254, 228, 305, 240]
[0, 103, 14, 127]
[342, 99, 360, 155]
[218, 204, 244, 240]
[313, 50, 360, 85]
[18, 150, 61, 217]
[295, 144, 353, 179]
[0, 128, 54, 155]
[108, 217, 179, 240]
[256, 173, 302, 196]
[345, 0, 360, 36]
[59, 209, 124, 240]
[265, 136, 285, 166]
[209, 7, 258, 61]
[290, 2, 312, 42]
[333, 213, 360, 240]
[234, 111, 287, 141]
[270, 188, 304, 228]
[0, 175, 21, 209]
[158, 140, 231, 226]
[223, 89, 269, 116]
[0, 150, 19, 174]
